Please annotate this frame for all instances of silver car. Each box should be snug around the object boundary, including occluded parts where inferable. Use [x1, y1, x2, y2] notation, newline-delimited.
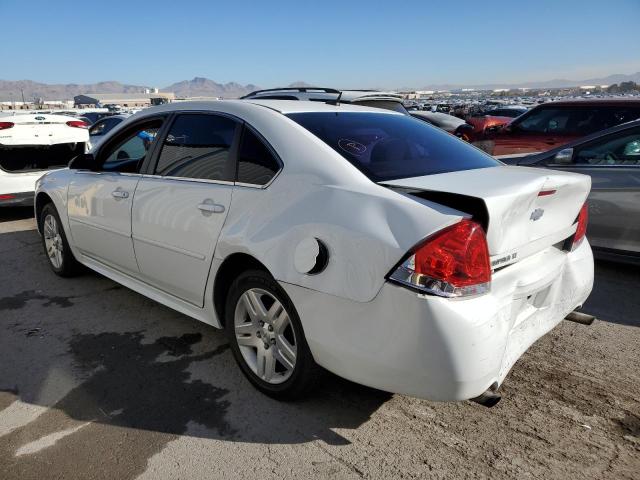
[503, 119, 640, 263]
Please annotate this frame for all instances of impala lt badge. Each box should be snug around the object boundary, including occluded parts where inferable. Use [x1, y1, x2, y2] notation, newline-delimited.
[530, 208, 544, 221]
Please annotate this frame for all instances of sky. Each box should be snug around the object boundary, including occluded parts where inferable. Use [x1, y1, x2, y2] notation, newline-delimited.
[1, 0, 639, 89]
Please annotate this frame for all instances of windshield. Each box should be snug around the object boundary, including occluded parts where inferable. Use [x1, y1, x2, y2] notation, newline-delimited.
[287, 112, 499, 181]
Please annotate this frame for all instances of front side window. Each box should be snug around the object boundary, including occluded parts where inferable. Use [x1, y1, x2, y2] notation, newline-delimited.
[154, 114, 238, 181]
[236, 127, 281, 185]
[286, 112, 498, 182]
[574, 127, 640, 166]
[514, 106, 640, 135]
[100, 119, 162, 173]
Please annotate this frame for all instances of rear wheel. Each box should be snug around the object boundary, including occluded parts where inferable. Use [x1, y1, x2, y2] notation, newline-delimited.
[40, 203, 82, 277]
[225, 269, 320, 400]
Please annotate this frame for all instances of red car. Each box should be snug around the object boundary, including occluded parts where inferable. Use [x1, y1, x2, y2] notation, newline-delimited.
[475, 99, 640, 157]
[467, 106, 528, 138]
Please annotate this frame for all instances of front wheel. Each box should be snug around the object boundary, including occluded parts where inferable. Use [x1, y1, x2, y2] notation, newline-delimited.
[225, 270, 320, 400]
[40, 203, 82, 277]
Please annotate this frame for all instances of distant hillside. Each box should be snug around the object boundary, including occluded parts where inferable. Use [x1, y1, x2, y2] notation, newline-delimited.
[0, 77, 260, 101]
[420, 72, 640, 91]
[0, 80, 151, 102]
[163, 77, 259, 98]
[2, 72, 640, 102]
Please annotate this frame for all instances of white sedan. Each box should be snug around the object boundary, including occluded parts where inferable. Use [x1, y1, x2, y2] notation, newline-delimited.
[34, 100, 594, 404]
[0, 112, 88, 206]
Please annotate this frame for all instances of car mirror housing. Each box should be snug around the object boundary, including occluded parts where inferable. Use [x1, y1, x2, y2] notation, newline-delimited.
[69, 152, 96, 170]
[553, 148, 574, 165]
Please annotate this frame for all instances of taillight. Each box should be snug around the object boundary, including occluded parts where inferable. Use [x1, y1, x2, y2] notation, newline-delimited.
[0, 122, 14, 130]
[389, 219, 491, 298]
[572, 203, 588, 250]
[66, 120, 88, 129]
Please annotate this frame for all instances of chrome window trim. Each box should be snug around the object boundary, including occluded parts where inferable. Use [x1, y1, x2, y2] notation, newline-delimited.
[141, 174, 235, 186]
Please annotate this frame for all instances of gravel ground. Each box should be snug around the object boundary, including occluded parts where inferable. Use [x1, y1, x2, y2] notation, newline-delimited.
[0, 207, 638, 480]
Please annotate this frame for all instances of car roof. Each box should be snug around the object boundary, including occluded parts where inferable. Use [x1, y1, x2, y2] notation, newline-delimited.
[136, 99, 403, 117]
[241, 87, 403, 103]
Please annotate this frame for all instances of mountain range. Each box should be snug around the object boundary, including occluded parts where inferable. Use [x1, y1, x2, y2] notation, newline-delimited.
[1, 73, 639, 102]
[0, 77, 261, 102]
[416, 72, 640, 92]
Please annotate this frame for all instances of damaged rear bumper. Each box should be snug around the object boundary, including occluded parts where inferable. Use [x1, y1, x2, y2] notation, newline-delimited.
[281, 240, 594, 402]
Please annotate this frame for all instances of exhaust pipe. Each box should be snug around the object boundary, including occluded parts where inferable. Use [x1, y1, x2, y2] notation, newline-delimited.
[471, 383, 501, 408]
[565, 311, 595, 325]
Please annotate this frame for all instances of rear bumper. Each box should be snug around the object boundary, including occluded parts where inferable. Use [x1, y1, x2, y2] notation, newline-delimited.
[0, 191, 34, 206]
[282, 240, 594, 401]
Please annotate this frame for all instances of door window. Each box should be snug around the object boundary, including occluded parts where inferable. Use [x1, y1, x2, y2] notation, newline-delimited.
[574, 127, 640, 166]
[154, 114, 238, 181]
[236, 127, 281, 185]
[100, 119, 163, 173]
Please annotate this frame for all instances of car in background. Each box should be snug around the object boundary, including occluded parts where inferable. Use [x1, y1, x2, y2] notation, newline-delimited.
[410, 111, 475, 141]
[467, 106, 528, 137]
[88, 114, 130, 150]
[241, 87, 408, 113]
[475, 99, 640, 157]
[80, 111, 112, 125]
[0, 113, 88, 206]
[34, 99, 593, 404]
[501, 119, 640, 263]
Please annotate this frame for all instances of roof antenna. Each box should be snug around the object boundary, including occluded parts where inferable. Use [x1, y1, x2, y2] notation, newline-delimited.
[335, 91, 343, 106]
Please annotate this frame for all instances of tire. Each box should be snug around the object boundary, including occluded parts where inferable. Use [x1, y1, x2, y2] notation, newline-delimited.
[40, 203, 82, 277]
[225, 269, 320, 400]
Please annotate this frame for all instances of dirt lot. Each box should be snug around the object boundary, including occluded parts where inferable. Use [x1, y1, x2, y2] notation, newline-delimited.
[0, 207, 638, 480]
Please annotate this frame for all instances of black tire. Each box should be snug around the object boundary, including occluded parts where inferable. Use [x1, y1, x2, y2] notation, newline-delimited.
[40, 202, 82, 277]
[225, 269, 321, 400]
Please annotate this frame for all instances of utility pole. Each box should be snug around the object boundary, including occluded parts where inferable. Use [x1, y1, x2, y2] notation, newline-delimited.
[21, 88, 26, 104]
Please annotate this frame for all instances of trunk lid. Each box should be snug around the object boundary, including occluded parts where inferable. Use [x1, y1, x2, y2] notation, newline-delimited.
[381, 165, 591, 265]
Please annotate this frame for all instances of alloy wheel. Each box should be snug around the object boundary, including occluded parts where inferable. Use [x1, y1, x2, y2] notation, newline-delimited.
[43, 214, 63, 269]
[234, 288, 298, 384]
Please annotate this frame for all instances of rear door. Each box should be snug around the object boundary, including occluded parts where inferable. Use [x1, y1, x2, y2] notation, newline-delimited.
[131, 113, 239, 305]
[67, 117, 164, 274]
[544, 125, 640, 253]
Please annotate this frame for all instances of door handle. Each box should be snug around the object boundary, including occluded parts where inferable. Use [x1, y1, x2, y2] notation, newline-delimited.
[111, 190, 129, 199]
[197, 202, 225, 214]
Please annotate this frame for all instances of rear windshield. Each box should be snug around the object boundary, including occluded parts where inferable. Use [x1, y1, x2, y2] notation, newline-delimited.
[286, 112, 499, 181]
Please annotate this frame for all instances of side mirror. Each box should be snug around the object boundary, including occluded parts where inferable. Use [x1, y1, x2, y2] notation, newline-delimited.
[69, 153, 96, 170]
[553, 148, 574, 165]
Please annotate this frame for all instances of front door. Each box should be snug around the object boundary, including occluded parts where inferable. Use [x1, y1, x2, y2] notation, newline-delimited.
[131, 113, 239, 305]
[546, 125, 640, 253]
[67, 118, 164, 274]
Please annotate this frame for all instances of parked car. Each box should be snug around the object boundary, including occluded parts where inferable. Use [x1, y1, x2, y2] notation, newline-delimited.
[79, 111, 111, 125]
[410, 111, 475, 141]
[35, 100, 593, 404]
[88, 114, 130, 150]
[501, 119, 640, 263]
[241, 87, 408, 113]
[466, 106, 528, 137]
[475, 99, 640, 157]
[0, 113, 88, 206]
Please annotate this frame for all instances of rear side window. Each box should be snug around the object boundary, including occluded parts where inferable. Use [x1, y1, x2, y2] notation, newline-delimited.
[236, 128, 281, 185]
[155, 114, 238, 181]
[286, 112, 499, 181]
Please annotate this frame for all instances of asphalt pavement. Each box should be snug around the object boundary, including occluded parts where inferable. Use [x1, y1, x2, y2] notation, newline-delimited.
[0, 208, 638, 479]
